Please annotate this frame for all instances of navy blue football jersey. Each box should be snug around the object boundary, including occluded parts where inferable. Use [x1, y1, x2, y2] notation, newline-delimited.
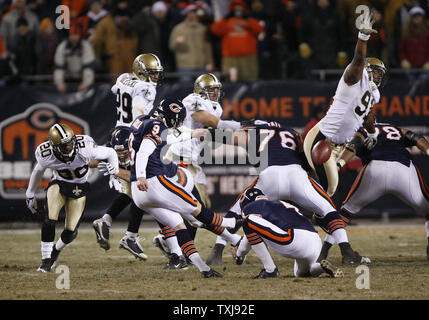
[243, 199, 317, 233]
[129, 115, 177, 181]
[246, 121, 302, 167]
[358, 123, 411, 167]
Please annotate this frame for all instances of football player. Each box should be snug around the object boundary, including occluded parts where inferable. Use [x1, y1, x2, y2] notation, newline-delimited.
[129, 98, 242, 278]
[303, 10, 385, 197]
[91, 53, 164, 258]
[210, 120, 370, 265]
[319, 122, 429, 260]
[162, 73, 243, 264]
[233, 188, 343, 279]
[25, 123, 119, 272]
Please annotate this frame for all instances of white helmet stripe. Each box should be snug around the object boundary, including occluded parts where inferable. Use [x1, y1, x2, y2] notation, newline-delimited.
[54, 124, 67, 139]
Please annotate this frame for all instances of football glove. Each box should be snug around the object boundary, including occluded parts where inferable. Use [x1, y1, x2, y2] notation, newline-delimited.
[26, 197, 38, 214]
[108, 175, 122, 192]
[98, 161, 118, 176]
[357, 10, 377, 35]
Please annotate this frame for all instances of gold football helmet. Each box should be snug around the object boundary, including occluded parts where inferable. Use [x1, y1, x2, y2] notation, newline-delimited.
[365, 57, 387, 88]
[48, 123, 77, 162]
[132, 53, 164, 85]
[194, 73, 222, 102]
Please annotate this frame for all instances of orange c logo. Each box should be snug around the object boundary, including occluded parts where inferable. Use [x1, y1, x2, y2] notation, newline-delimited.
[169, 103, 181, 113]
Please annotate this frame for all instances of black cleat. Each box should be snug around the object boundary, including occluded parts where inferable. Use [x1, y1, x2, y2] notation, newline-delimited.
[253, 268, 280, 279]
[320, 259, 344, 278]
[201, 268, 223, 278]
[93, 218, 110, 251]
[119, 236, 148, 260]
[50, 246, 60, 269]
[164, 253, 188, 270]
[317, 241, 333, 262]
[341, 248, 371, 265]
[37, 258, 53, 273]
[152, 234, 172, 259]
[206, 243, 225, 266]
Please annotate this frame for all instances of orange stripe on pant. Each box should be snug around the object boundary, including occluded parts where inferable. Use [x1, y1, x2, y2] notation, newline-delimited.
[415, 166, 429, 200]
[247, 221, 292, 244]
[158, 175, 198, 206]
[308, 177, 336, 208]
[342, 164, 368, 205]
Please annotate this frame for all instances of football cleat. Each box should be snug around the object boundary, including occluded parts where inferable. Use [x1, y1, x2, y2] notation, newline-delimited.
[253, 268, 280, 279]
[164, 253, 188, 270]
[37, 258, 53, 273]
[201, 268, 223, 278]
[152, 234, 172, 259]
[50, 246, 60, 269]
[320, 260, 344, 278]
[206, 243, 225, 266]
[341, 248, 371, 265]
[93, 218, 110, 251]
[119, 236, 148, 260]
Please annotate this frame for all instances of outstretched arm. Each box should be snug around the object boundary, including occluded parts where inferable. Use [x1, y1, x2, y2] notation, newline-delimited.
[402, 128, 429, 155]
[343, 11, 377, 86]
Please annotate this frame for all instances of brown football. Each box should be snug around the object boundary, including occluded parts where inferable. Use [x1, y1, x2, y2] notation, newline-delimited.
[311, 139, 332, 165]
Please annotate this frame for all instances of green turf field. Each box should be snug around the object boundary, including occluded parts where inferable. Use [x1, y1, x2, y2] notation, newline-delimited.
[0, 220, 428, 300]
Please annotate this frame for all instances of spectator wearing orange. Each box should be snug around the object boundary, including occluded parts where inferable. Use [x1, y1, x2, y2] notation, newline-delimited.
[91, 7, 138, 80]
[62, 0, 88, 19]
[399, 6, 429, 69]
[0, 0, 40, 49]
[210, 0, 264, 82]
[169, 4, 213, 82]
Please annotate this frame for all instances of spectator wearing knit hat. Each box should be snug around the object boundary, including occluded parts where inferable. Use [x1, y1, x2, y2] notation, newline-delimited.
[399, 6, 429, 69]
[169, 4, 213, 82]
[210, 0, 264, 82]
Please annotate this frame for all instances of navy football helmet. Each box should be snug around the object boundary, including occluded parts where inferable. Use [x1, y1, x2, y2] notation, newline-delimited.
[154, 98, 186, 129]
[239, 187, 265, 211]
[110, 126, 131, 166]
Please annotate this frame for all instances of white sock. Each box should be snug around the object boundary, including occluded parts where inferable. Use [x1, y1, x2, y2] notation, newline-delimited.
[102, 214, 112, 227]
[215, 236, 227, 246]
[41, 241, 53, 259]
[252, 242, 276, 273]
[219, 229, 241, 246]
[331, 228, 349, 244]
[324, 234, 336, 245]
[125, 231, 138, 240]
[166, 236, 182, 256]
[188, 253, 210, 272]
[55, 238, 67, 251]
[220, 217, 235, 229]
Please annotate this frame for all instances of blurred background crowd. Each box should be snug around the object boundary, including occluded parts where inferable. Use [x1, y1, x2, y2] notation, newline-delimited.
[0, 0, 429, 91]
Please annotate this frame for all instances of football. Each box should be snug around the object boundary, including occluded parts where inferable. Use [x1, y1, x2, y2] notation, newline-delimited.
[311, 139, 332, 165]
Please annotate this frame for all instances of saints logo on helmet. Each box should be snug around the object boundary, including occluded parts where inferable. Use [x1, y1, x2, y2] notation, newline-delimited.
[132, 53, 164, 85]
[365, 57, 387, 88]
[194, 73, 223, 102]
[48, 123, 77, 162]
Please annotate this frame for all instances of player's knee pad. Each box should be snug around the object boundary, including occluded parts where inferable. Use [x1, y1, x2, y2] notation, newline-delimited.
[313, 211, 346, 234]
[61, 229, 78, 244]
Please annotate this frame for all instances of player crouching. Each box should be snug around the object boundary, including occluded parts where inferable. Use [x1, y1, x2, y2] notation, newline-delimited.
[26, 123, 119, 272]
[232, 188, 343, 279]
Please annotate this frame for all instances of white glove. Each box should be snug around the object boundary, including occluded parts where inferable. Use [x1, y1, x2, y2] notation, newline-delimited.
[357, 10, 377, 35]
[98, 161, 118, 176]
[109, 175, 122, 192]
[364, 132, 378, 150]
[26, 197, 38, 214]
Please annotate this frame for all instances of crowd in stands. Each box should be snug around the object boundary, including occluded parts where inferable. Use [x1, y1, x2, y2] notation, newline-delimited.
[0, 0, 429, 90]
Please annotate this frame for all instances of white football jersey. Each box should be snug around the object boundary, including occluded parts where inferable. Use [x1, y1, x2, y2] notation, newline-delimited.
[111, 73, 157, 127]
[35, 135, 113, 184]
[169, 93, 223, 162]
[318, 67, 380, 144]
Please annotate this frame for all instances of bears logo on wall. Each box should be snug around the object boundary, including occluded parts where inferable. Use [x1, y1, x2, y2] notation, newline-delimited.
[0, 103, 90, 199]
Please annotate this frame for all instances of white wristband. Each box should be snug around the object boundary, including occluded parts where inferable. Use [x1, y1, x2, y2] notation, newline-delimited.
[358, 32, 370, 41]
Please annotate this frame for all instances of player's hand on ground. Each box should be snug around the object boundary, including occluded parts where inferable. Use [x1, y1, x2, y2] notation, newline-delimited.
[137, 177, 149, 191]
[26, 197, 38, 214]
[192, 128, 209, 141]
[98, 161, 118, 176]
[358, 10, 378, 35]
